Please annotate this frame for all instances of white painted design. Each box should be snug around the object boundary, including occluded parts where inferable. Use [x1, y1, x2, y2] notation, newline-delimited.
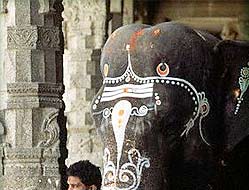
[103, 83, 153, 91]
[194, 29, 207, 41]
[102, 148, 150, 190]
[131, 105, 151, 117]
[92, 43, 210, 145]
[112, 100, 132, 171]
[181, 92, 210, 145]
[234, 62, 249, 115]
[92, 105, 153, 119]
[103, 108, 112, 119]
[93, 104, 97, 110]
[102, 88, 153, 97]
[101, 92, 153, 102]
[125, 76, 131, 82]
[101, 83, 153, 102]
[100, 100, 150, 189]
[156, 100, 161, 105]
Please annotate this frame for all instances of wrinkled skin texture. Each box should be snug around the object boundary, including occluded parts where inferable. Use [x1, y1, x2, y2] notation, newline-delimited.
[91, 22, 249, 190]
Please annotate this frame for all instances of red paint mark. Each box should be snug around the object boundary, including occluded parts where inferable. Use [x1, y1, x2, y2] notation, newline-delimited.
[156, 63, 169, 77]
[105, 47, 112, 54]
[129, 29, 144, 50]
[202, 105, 207, 112]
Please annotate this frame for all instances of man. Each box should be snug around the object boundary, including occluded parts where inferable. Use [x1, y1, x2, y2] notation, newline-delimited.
[66, 160, 102, 190]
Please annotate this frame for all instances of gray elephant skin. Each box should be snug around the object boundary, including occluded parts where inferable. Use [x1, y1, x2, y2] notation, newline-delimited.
[91, 22, 249, 190]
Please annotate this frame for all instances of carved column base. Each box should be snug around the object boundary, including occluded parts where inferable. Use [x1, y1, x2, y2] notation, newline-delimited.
[2, 147, 60, 190]
[2, 176, 60, 190]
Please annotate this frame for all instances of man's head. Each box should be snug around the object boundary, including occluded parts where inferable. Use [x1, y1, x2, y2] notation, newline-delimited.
[66, 160, 102, 190]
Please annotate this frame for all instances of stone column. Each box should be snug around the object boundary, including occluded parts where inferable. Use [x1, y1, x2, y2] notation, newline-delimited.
[123, 0, 134, 25]
[109, 0, 122, 34]
[0, 0, 8, 185]
[0, 0, 8, 113]
[1, 0, 65, 189]
[63, 0, 106, 166]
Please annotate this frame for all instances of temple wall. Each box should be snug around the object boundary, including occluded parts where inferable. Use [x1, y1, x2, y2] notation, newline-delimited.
[152, 0, 249, 40]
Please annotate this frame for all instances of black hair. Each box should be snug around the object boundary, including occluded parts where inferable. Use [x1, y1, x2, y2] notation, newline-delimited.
[66, 160, 102, 190]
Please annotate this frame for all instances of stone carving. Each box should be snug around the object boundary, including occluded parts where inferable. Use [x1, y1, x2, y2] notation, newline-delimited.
[3, 148, 42, 179]
[0, 147, 3, 177]
[38, 0, 57, 14]
[42, 148, 60, 176]
[63, 0, 106, 27]
[0, 122, 4, 135]
[39, 177, 60, 190]
[0, 0, 8, 13]
[7, 26, 60, 49]
[2, 176, 60, 190]
[7, 83, 64, 109]
[7, 82, 64, 95]
[78, 127, 100, 154]
[38, 111, 59, 148]
[37, 27, 60, 49]
[7, 97, 63, 109]
[4, 148, 42, 159]
[3, 147, 60, 185]
[7, 27, 37, 49]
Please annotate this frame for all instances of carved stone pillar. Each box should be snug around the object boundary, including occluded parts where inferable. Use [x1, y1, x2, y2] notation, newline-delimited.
[63, 0, 106, 166]
[1, 0, 65, 189]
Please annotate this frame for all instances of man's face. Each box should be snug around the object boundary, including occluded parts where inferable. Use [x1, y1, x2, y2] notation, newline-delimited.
[67, 176, 87, 190]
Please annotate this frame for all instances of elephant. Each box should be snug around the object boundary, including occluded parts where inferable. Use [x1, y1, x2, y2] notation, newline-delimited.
[91, 22, 249, 190]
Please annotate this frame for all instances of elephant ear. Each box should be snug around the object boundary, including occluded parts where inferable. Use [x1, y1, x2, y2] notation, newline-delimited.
[214, 40, 249, 151]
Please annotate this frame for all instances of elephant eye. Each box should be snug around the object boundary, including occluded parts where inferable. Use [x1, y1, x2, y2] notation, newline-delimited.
[156, 62, 169, 77]
[103, 64, 109, 77]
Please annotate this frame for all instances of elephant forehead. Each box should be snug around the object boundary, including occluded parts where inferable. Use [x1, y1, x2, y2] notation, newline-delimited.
[101, 22, 203, 79]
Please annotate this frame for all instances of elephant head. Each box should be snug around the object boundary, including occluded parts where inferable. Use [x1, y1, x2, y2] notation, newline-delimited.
[214, 40, 249, 151]
[91, 22, 249, 190]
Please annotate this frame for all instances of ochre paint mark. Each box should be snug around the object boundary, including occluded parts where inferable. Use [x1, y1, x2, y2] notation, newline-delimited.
[118, 109, 124, 116]
[123, 88, 129, 93]
[104, 64, 109, 77]
[118, 119, 122, 125]
[233, 88, 240, 99]
[152, 28, 161, 36]
[129, 29, 144, 50]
